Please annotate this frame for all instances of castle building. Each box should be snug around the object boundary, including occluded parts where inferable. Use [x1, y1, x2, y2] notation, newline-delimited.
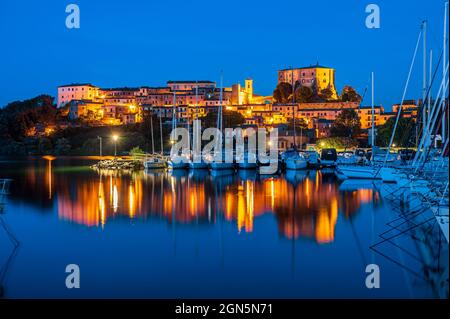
[278, 64, 338, 99]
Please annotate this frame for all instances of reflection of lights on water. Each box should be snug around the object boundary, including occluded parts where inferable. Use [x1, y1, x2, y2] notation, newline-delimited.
[54, 169, 375, 241]
[113, 185, 118, 212]
[99, 180, 106, 228]
[109, 176, 113, 206]
[43, 156, 55, 200]
[129, 184, 135, 218]
[246, 180, 254, 231]
[47, 160, 52, 200]
[270, 179, 275, 209]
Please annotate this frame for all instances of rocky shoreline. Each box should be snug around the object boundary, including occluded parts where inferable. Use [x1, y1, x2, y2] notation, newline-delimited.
[91, 158, 143, 170]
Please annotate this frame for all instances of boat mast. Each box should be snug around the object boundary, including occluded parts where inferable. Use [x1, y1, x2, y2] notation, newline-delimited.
[443, 2, 448, 143]
[291, 66, 297, 148]
[371, 72, 375, 149]
[220, 74, 224, 134]
[216, 72, 224, 154]
[383, 28, 422, 167]
[160, 110, 163, 155]
[172, 90, 177, 130]
[428, 49, 432, 130]
[150, 110, 155, 154]
[422, 21, 427, 130]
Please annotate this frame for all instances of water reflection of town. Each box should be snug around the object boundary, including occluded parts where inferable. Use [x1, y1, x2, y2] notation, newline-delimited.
[16, 159, 381, 243]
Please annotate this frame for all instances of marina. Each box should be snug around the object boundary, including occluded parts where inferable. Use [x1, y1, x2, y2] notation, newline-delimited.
[0, 0, 448, 304]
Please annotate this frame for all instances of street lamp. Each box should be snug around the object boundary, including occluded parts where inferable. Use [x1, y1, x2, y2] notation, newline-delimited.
[112, 134, 119, 157]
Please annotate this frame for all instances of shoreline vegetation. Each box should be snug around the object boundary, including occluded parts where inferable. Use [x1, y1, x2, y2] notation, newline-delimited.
[0, 94, 416, 157]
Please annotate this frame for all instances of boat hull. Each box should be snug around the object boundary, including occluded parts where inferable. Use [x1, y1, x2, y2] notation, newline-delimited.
[285, 158, 307, 170]
[210, 162, 235, 170]
[189, 161, 209, 169]
[167, 161, 189, 169]
[238, 162, 258, 169]
[144, 163, 166, 169]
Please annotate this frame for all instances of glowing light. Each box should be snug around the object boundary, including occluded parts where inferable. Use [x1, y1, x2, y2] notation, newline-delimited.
[113, 184, 119, 213]
[112, 134, 119, 141]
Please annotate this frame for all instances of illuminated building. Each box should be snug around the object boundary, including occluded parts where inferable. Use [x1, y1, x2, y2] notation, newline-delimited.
[278, 64, 338, 99]
[57, 83, 100, 108]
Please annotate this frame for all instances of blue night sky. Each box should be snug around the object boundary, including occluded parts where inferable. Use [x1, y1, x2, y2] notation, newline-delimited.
[0, 0, 447, 110]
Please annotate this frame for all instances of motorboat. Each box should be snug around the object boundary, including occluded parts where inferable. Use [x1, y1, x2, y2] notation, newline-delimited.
[284, 151, 307, 170]
[144, 157, 166, 169]
[320, 148, 337, 167]
[302, 150, 320, 168]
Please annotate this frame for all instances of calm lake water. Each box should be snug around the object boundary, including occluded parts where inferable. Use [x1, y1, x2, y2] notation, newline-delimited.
[0, 157, 437, 298]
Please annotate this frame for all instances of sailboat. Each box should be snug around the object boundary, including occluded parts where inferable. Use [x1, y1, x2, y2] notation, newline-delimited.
[189, 82, 209, 169]
[144, 110, 166, 169]
[167, 91, 189, 169]
[281, 66, 308, 170]
[210, 73, 235, 170]
[335, 72, 394, 181]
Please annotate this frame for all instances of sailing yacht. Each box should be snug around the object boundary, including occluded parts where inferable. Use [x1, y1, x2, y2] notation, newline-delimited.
[189, 83, 209, 169]
[144, 110, 166, 169]
[210, 73, 235, 170]
[283, 148, 307, 170]
[167, 91, 189, 169]
[281, 68, 308, 170]
[336, 72, 385, 180]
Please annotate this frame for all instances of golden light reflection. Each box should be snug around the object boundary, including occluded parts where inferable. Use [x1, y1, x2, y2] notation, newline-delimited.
[49, 168, 379, 242]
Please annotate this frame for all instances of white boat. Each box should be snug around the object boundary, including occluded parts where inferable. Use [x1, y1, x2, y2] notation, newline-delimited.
[144, 157, 166, 169]
[285, 153, 308, 170]
[372, 152, 397, 163]
[210, 73, 235, 171]
[335, 165, 397, 182]
[302, 150, 320, 168]
[210, 161, 235, 170]
[337, 151, 359, 165]
[189, 161, 209, 169]
[167, 160, 189, 169]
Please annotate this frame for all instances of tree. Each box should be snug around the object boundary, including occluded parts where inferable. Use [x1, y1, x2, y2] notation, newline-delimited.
[317, 137, 359, 151]
[340, 86, 362, 103]
[318, 88, 334, 101]
[295, 86, 313, 103]
[130, 146, 145, 157]
[330, 109, 361, 138]
[0, 95, 56, 141]
[273, 82, 293, 103]
[38, 137, 52, 154]
[376, 117, 415, 147]
[54, 138, 71, 155]
[203, 110, 245, 128]
[287, 117, 308, 131]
